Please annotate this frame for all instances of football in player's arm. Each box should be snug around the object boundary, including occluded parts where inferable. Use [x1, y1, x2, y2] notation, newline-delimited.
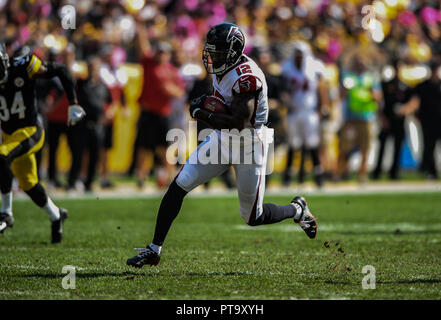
[190, 90, 255, 131]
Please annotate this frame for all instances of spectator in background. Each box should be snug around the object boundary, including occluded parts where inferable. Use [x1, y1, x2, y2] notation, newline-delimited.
[372, 59, 410, 180]
[169, 48, 190, 168]
[2, 0, 439, 187]
[134, 24, 185, 188]
[68, 57, 113, 192]
[253, 47, 285, 146]
[399, 60, 441, 179]
[252, 47, 285, 186]
[126, 130, 140, 178]
[35, 48, 58, 180]
[44, 44, 77, 188]
[335, 53, 383, 183]
[99, 45, 128, 189]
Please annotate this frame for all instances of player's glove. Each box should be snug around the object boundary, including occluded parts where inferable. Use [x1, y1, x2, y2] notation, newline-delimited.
[68, 104, 86, 126]
[189, 94, 207, 119]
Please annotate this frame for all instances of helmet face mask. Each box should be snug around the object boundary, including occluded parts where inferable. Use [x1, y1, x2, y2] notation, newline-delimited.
[202, 23, 245, 76]
[0, 44, 9, 85]
[202, 46, 228, 74]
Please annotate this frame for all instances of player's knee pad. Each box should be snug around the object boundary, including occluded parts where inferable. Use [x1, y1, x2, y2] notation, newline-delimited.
[240, 198, 261, 226]
[246, 214, 261, 226]
[17, 175, 39, 192]
[175, 165, 199, 192]
[237, 182, 263, 225]
[245, 207, 265, 226]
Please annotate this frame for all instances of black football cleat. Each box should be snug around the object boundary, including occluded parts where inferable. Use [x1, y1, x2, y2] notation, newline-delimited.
[292, 196, 317, 239]
[127, 246, 161, 268]
[51, 208, 68, 244]
[0, 212, 14, 234]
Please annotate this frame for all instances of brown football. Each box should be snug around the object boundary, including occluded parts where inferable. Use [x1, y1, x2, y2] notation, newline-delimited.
[202, 96, 230, 114]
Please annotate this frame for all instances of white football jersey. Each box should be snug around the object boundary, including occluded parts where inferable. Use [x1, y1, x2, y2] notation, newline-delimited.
[282, 56, 325, 112]
[211, 55, 268, 127]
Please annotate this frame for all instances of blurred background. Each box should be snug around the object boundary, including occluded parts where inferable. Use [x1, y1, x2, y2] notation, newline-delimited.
[1, 0, 440, 194]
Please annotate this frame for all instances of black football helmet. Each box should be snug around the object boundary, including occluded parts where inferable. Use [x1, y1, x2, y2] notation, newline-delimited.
[0, 43, 10, 85]
[202, 23, 246, 75]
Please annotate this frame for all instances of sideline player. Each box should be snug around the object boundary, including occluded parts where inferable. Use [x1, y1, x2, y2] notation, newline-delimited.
[0, 43, 85, 242]
[281, 41, 329, 187]
[127, 23, 317, 267]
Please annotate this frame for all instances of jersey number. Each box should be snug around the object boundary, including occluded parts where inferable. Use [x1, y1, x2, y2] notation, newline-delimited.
[235, 64, 251, 76]
[0, 92, 27, 121]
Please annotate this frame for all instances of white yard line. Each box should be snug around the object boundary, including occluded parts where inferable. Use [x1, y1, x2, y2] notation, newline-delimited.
[0, 264, 91, 271]
[10, 181, 441, 200]
[0, 290, 71, 297]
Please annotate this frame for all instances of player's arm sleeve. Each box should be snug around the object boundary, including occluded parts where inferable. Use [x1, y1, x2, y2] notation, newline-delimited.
[26, 54, 43, 79]
[34, 61, 78, 105]
[232, 75, 263, 121]
[230, 91, 256, 124]
[232, 75, 263, 95]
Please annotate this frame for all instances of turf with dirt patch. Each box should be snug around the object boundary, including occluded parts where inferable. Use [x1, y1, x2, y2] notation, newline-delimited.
[1, 192, 441, 299]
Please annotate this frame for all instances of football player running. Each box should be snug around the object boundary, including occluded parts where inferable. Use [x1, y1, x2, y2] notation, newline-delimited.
[127, 23, 317, 268]
[0, 43, 85, 243]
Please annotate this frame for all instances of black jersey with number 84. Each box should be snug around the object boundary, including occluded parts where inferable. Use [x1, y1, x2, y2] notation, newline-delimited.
[0, 51, 42, 135]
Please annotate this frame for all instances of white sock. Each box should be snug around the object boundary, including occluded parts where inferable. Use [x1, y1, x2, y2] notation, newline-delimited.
[149, 243, 162, 254]
[44, 197, 60, 222]
[1, 192, 13, 215]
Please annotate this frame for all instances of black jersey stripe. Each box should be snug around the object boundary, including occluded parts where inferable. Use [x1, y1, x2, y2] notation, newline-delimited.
[6, 121, 43, 163]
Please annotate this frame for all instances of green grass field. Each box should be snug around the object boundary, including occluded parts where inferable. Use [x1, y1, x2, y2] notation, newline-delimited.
[1, 192, 441, 300]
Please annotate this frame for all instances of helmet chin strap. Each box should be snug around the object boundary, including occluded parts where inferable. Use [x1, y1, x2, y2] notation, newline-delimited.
[213, 63, 227, 74]
[213, 50, 242, 76]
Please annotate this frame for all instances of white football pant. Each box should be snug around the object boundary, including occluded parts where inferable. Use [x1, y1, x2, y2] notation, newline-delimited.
[175, 126, 271, 223]
[287, 110, 320, 149]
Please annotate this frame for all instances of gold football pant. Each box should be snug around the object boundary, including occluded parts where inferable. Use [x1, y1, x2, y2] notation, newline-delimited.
[0, 124, 44, 192]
